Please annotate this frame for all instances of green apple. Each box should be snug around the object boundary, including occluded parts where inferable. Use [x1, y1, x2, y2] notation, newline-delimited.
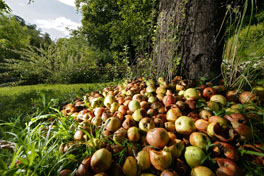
[210, 95, 227, 106]
[184, 88, 199, 100]
[184, 146, 206, 168]
[175, 116, 196, 135]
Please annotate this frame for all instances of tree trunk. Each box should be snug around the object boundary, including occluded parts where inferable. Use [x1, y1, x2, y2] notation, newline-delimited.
[154, 0, 226, 81]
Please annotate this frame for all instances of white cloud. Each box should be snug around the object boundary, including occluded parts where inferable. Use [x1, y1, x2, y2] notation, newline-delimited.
[57, 0, 76, 7]
[35, 17, 81, 36]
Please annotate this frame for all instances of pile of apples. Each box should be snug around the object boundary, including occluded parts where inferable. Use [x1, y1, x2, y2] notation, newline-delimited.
[59, 77, 264, 176]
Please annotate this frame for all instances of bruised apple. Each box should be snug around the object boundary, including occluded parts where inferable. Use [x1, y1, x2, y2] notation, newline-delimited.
[146, 128, 169, 149]
[149, 149, 172, 171]
[91, 148, 112, 173]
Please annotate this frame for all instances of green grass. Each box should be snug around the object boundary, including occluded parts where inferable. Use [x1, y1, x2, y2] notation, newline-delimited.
[0, 83, 115, 122]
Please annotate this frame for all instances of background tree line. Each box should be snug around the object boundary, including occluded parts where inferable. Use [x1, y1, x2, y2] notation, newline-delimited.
[0, 0, 264, 86]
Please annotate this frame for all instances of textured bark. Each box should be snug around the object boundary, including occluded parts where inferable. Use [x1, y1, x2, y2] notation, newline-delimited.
[155, 0, 226, 80]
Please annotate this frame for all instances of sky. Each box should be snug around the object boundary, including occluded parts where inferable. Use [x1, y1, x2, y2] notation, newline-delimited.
[5, 0, 82, 40]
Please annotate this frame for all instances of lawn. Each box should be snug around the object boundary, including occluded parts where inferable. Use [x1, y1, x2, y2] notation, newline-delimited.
[0, 83, 114, 122]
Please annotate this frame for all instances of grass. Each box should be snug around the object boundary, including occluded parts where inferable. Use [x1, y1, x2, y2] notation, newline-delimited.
[0, 82, 119, 175]
[0, 83, 114, 122]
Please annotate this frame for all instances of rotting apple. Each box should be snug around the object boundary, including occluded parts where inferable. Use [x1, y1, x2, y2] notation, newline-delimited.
[91, 148, 112, 173]
[139, 117, 155, 132]
[149, 149, 172, 171]
[210, 95, 227, 106]
[189, 132, 211, 149]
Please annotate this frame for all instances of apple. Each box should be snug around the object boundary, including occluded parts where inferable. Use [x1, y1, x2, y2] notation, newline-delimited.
[110, 102, 119, 113]
[156, 86, 166, 94]
[178, 90, 185, 96]
[123, 156, 137, 176]
[105, 117, 121, 132]
[146, 86, 156, 93]
[146, 128, 169, 149]
[165, 140, 185, 158]
[175, 116, 196, 135]
[158, 77, 166, 85]
[149, 149, 172, 171]
[77, 157, 92, 176]
[146, 79, 155, 87]
[207, 101, 220, 111]
[91, 148, 112, 173]
[164, 122, 176, 132]
[113, 127, 127, 143]
[92, 97, 104, 108]
[239, 91, 257, 104]
[203, 87, 215, 99]
[128, 100, 141, 112]
[215, 158, 242, 176]
[176, 84, 185, 91]
[74, 129, 84, 141]
[184, 88, 199, 100]
[161, 169, 179, 176]
[148, 96, 158, 104]
[91, 116, 102, 126]
[191, 166, 215, 176]
[163, 95, 176, 107]
[166, 107, 182, 122]
[195, 119, 209, 132]
[208, 116, 228, 126]
[60, 169, 73, 176]
[199, 110, 212, 120]
[132, 94, 144, 102]
[212, 142, 239, 161]
[127, 126, 141, 142]
[210, 95, 227, 106]
[139, 117, 155, 132]
[225, 90, 238, 102]
[104, 95, 115, 108]
[136, 150, 151, 171]
[189, 132, 211, 149]
[184, 146, 206, 168]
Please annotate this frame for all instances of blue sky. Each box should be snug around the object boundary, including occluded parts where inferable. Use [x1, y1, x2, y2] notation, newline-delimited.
[5, 0, 82, 40]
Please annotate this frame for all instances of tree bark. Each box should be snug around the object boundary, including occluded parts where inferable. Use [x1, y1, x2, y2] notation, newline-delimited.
[154, 0, 226, 81]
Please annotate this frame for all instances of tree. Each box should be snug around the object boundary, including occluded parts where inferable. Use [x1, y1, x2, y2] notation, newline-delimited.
[0, 0, 10, 12]
[76, 0, 157, 63]
[154, 0, 226, 81]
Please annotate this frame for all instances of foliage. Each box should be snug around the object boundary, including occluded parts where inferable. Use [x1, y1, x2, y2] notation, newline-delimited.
[226, 22, 264, 62]
[76, 0, 158, 66]
[0, 33, 116, 85]
[222, 0, 264, 90]
[0, 13, 52, 84]
[0, 0, 10, 12]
